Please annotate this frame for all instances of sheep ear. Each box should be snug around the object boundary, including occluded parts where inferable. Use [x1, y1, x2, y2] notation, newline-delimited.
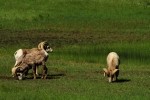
[103, 68, 108, 75]
[112, 69, 119, 75]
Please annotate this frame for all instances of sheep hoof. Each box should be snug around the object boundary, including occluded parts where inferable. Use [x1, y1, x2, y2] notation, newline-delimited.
[41, 76, 47, 79]
[36, 74, 39, 76]
[33, 77, 36, 79]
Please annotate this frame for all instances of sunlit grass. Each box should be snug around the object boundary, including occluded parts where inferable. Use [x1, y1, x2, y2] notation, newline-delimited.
[0, 0, 149, 32]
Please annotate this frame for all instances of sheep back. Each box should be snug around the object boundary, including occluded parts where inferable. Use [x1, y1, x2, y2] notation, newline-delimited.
[107, 52, 119, 70]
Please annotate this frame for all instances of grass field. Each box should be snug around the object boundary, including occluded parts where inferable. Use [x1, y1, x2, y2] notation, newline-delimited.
[0, 0, 150, 100]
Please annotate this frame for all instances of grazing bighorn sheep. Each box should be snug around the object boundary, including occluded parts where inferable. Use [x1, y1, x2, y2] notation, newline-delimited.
[103, 52, 120, 83]
[12, 63, 31, 80]
[12, 41, 53, 80]
[12, 41, 52, 76]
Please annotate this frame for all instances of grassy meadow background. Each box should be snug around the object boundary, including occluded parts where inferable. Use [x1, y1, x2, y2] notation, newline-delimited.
[0, 0, 150, 99]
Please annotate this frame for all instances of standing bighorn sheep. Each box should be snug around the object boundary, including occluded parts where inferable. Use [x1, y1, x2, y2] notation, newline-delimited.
[103, 52, 120, 83]
[12, 41, 53, 80]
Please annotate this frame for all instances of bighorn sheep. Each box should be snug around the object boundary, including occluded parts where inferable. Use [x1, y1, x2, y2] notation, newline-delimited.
[103, 52, 120, 83]
[13, 41, 52, 67]
[12, 41, 53, 80]
[14, 41, 52, 76]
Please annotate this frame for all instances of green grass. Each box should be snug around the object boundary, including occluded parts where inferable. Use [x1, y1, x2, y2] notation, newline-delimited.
[0, 42, 150, 100]
[0, 0, 150, 100]
[0, 0, 149, 32]
[0, 61, 150, 100]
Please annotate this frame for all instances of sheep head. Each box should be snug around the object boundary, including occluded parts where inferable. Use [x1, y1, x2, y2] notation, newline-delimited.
[11, 67, 23, 80]
[103, 68, 119, 83]
[38, 41, 53, 52]
[12, 66, 29, 80]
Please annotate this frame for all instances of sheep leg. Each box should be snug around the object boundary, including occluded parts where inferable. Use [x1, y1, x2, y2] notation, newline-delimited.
[115, 70, 119, 81]
[32, 64, 37, 79]
[36, 66, 39, 76]
[41, 65, 47, 79]
[113, 75, 117, 82]
[113, 73, 119, 82]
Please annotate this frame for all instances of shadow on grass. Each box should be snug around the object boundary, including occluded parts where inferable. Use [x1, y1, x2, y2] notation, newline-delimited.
[26, 73, 66, 80]
[115, 78, 131, 83]
[0, 73, 66, 80]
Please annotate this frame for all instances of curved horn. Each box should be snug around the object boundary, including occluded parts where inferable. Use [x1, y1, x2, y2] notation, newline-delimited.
[38, 41, 47, 50]
[12, 67, 18, 77]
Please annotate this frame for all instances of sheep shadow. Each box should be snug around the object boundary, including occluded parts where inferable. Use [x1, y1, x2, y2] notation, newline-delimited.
[0, 72, 66, 80]
[47, 73, 66, 79]
[115, 78, 131, 83]
[26, 73, 66, 80]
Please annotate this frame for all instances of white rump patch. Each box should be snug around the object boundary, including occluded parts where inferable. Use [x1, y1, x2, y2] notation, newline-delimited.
[14, 49, 24, 66]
